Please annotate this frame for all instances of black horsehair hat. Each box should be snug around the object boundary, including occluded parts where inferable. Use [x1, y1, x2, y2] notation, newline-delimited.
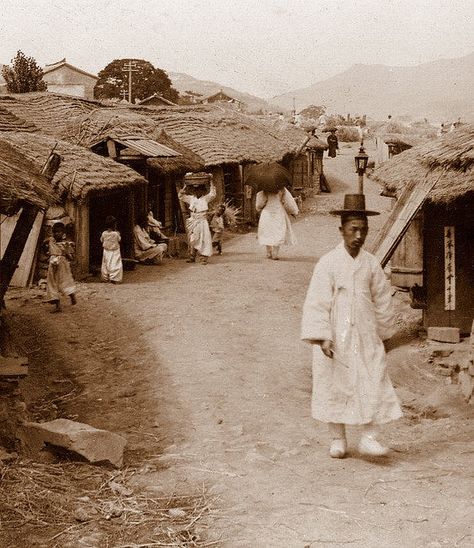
[330, 194, 380, 217]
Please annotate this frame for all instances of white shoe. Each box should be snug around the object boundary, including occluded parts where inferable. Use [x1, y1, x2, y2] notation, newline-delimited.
[329, 438, 347, 458]
[358, 435, 389, 457]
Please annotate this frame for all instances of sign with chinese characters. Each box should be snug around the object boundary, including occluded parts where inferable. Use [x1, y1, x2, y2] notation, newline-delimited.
[444, 226, 455, 311]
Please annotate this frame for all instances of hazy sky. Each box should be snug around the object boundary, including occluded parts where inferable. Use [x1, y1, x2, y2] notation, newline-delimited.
[1, 0, 473, 97]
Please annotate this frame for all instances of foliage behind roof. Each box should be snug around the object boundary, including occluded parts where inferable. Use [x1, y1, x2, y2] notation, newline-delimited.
[370, 125, 474, 204]
[0, 132, 146, 202]
[0, 137, 55, 213]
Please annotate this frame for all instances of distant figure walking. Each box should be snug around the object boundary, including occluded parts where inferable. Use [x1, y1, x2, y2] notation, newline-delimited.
[327, 129, 339, 158]
[45, 222, 77, 313]
[178, 179, 216, 264]
[256, 187, 299, 260]
[100, 215, 123, 284]
[134, 215, 167, 265]
[210, 204, 226, 255]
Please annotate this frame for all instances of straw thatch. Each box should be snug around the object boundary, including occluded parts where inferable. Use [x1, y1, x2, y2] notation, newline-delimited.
[0, 132, 146, 202]
[134, 105, 310, 166]
[147, 130, 204, 174]
[250, 116, 328, 151]
[0, 105, 39, 133]
[0, 138, 55, 213]
[383, 133, 425, 147]
[370, 125, 474, 204]
[0, 93, 100, 137]
[61, 109, 204, 174]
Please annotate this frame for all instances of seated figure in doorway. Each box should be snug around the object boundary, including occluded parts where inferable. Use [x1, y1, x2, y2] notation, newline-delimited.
[147, 206, 169, 244]
[133, 215, 167, 264]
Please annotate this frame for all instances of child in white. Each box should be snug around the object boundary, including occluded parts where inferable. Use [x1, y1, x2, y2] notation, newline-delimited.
[100, 215, 123, 283]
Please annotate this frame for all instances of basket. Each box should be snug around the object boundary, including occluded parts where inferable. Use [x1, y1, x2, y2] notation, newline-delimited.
[184, 172, 211, 187]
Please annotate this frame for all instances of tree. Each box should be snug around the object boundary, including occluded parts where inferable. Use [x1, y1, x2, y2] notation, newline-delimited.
[94, 59, 179, 103]
[2, 50, 47, 93]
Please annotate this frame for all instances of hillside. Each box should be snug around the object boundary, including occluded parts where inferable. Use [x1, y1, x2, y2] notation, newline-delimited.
[270, 53, 474, 122]
[169, 71, 272, 113]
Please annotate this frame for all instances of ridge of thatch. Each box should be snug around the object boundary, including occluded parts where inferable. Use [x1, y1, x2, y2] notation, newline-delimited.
[370, 125, 474, 204]
[61, 109, 157, 147]
[0, 132, 146, 202]
[0, 138, 55, 213]
[383, 133, 425, 147]
[61, 109, 205, 174]
[0, 93, 101, 137]
[0, 105, 39, 133]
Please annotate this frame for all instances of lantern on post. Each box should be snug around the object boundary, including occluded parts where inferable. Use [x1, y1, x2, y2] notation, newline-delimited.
[354, 142, 369, 193]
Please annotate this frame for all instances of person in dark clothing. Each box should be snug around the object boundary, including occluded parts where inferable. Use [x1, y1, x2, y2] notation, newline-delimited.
[327, 129, 339, 158]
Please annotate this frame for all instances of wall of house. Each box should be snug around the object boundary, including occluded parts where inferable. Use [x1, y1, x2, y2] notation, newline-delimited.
[390, 212, 424, 288]
[423, 197, 474, 335]
[44, 66, 97, 99]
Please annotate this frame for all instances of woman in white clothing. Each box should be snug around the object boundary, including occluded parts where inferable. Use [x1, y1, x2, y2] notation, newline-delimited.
[178, 179, 216, 264]
[256, 187, 299, 260]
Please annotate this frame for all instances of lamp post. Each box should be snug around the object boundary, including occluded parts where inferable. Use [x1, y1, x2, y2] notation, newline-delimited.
[354, 141, 369, 194]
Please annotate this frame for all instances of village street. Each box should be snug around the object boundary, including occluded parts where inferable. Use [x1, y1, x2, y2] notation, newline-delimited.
[7, 143, 474, 548]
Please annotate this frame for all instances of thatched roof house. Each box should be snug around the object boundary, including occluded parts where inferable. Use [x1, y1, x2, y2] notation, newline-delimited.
[0, 131, 147, 277]
[61, 109, 204, 175]
[0, 138, 54, 214]
[0, 131, 145, 201]
[371, 125, 473, 204]
[370, 126, 473, 334]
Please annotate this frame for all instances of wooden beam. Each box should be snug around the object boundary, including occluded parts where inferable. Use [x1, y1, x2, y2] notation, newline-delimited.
[0, 152, 61, 306]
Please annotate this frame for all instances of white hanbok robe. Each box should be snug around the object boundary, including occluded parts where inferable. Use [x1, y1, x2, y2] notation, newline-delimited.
[100, 230, 123, 282]
[256, 188, 299, 246]
[179, 185, 216, 257]
[301, 243, 402, 425]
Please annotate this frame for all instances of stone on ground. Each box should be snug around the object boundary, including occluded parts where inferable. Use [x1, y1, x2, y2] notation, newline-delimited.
[18, 418, 126, 467]
[427, 326, 460, 343]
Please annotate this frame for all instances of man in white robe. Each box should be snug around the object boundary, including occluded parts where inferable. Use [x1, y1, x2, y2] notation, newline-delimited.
[301, 194, 402, 458]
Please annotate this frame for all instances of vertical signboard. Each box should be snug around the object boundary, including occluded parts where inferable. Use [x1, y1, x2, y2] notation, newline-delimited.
[444, 226, 455, 311]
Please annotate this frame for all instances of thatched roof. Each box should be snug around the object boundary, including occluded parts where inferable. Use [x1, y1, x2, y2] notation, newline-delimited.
[250, 116, 327, 151]
[0, 138, 56, 213]
[146, 131, 204, 174]
[0, 105, 39, 133]
[61, 109, 204, 174]
[0, 93, 100, 137]
[0, 132, 146, 202]
[370, 125, 474, 204]
[383, 133, 424, 147]
[135, 105, 309, 166]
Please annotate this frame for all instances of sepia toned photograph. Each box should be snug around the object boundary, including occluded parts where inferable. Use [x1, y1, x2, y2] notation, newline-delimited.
[0, 1, 473, 546]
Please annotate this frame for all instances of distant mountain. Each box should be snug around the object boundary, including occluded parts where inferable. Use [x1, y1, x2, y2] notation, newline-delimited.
[270, 53, 474, 122]
[168, 71, 272, 113]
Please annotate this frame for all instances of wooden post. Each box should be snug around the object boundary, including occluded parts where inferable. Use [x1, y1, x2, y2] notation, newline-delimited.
[0, 152, 61, 306]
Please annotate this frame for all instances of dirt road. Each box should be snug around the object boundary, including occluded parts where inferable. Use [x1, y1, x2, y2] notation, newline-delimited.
[8, 142, 474, 547]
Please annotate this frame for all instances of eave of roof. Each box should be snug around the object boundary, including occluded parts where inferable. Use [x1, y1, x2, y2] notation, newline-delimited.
[43, 61, 98, 80]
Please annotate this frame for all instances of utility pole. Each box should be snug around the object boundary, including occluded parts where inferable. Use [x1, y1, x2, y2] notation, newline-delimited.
[122, 60, 138, 104]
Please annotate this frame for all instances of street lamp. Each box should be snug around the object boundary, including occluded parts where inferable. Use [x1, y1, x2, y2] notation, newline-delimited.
[354, 141, 369, 194]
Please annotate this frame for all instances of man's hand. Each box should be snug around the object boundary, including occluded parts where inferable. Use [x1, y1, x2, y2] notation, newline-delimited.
[321, 340, 334, 359]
